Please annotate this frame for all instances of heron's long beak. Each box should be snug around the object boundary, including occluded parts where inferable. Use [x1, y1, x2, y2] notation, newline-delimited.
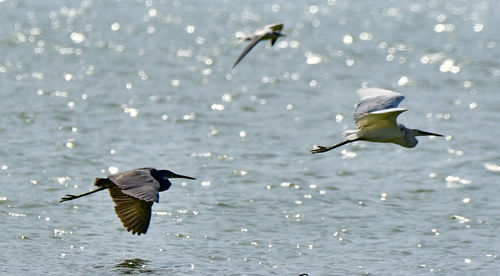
[170, 173, 196, 180]
[416, 130, 443, 137]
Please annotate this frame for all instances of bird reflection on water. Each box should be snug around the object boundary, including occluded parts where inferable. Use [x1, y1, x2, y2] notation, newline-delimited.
[115, 258, 151, 272]
[60, 168, 195, 235]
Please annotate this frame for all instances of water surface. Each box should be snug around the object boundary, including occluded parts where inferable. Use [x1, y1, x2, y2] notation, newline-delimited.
[1, 0, 499, 275]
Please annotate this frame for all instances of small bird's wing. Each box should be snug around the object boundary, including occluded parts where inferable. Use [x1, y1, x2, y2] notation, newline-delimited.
[267, 23, 283, 46]
[270, 36, 280, 46]
[109, 168, 160, 202]
[109, 186, 153, 235]
[354, 88, 405, 123]
[254, 23, 283, 36]
[267, 23, 283, 33]
[356, 108, 407, 130]
[232, 34, 267, 68]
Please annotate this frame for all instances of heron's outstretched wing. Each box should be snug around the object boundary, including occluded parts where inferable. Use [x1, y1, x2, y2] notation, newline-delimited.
[232, 34, 267, 68]
[109, 186, 153, 235]
[356, 108, 407, 130]
[354, 88, 405, 122]
[109, 168, 160, 202]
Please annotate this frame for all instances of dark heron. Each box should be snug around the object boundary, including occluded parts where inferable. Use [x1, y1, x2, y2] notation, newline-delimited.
[60, 168, 195, 235]
[232, 23, 285, 68]
[311, 88, 443, 154]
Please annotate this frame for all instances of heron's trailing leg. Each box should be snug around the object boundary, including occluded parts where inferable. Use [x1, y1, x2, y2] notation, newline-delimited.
[310, 140, 356, 154]
[59, 186, 108, 203]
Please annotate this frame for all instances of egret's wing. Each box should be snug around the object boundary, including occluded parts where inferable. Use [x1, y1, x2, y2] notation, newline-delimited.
[356, 108, 407, 130]
[232, 34, 266, 68]
[356, 88, 403, 100]
[354, 88, 405, 122]
[109, 168, 160, 202]
[109, 186, 153, 235]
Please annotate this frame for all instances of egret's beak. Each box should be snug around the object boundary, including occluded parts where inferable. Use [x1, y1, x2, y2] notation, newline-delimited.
[416, 130, 443, 137]
[169, 172, 196, 180]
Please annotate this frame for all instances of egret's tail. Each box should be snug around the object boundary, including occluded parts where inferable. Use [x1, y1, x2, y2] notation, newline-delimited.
[342, 129, 359, 140]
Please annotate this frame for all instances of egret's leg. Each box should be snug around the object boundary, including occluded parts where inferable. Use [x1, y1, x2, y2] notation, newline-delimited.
[310, 140, 355, 154]
[310, 145, 336, 154]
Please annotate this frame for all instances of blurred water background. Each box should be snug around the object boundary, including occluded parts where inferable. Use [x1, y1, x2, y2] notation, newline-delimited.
[1, 0, 499, 275]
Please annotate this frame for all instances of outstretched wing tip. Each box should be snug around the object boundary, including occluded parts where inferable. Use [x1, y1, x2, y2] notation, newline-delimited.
[232, 35, 265, 68]
[356, 87, 404, 100]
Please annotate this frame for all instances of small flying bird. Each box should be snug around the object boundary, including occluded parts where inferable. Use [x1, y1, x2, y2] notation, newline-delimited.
[232, 23, 284, 68]
[311, 88, 443, 154]
[60, 168, 195, 235]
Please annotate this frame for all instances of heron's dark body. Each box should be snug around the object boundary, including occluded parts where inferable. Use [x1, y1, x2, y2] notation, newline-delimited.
[60, 168, 195, 235]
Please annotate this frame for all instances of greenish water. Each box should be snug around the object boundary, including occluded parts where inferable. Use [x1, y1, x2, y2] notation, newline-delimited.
[1, 0, 499, 275]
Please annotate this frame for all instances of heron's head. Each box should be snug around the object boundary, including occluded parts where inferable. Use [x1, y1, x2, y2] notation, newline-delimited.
[157, 170, 196, 180]
[403, 127, 443, 148]
[152, 170, 195, 191]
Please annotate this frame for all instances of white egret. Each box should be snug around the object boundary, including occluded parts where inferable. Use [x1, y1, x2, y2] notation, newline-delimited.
[232, 23, 285, 68]
[311, 88, 443, 154]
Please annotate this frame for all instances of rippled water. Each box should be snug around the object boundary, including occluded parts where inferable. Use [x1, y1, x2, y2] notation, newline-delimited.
[1, 0, 499, 275]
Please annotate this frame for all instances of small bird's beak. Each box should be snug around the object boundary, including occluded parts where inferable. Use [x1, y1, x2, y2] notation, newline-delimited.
[169, 172, 196, 180]
[416, 130, 443, 137]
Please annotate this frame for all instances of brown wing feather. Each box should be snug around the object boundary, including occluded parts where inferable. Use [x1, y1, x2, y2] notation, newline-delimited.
[109, 186, 153, 235]
[108, 169, 160, 202]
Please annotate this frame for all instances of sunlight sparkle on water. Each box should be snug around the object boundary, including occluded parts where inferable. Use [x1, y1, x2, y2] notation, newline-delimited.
[445, 175, 471, 187]
[211, 104, 225, 111]
[305, 52, 322, 65]
[108, 166, 119, 174]
[111, 22, 120, 31]
[201, 181, 211, 187]
[70, 32, 85, 43]
[439, 59, 460, 74]
[343, 34, 354, 45]
[341, 149, 356, 159]
[484, 163, 500, 172]
[123, 107, 139, 117]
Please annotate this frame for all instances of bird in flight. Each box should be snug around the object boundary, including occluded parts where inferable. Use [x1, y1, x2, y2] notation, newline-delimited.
[232, 23, 284, 68]
[60, 168, 195, 235]
[311, 88, 443, 154]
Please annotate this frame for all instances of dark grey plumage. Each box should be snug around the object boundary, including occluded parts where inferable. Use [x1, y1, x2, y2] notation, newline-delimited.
[60, 168, 195, 235]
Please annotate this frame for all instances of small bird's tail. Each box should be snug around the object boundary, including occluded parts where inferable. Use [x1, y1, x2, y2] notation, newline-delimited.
[236, 35, 251, 44]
